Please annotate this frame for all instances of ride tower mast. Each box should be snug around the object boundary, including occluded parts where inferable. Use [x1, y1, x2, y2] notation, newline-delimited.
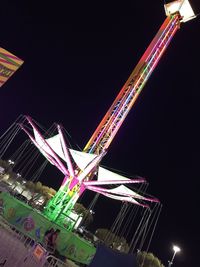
[84, 0, 196, 155]
[22, 1, 196, 229]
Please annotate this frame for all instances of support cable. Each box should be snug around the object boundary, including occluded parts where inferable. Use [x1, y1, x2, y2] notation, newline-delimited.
[0, 114, 24, 140]
[9, 140, 30, 163]
[22, 151, 41, 179]
[113, 202, 129, 237]
[30, 160, 48, 182]
[0, 124, 22, 158]
[132, 209, 152, 252]
[128, 208, 150, 252]
[105, 202, 125, 243]
[140, 203, 162, 253]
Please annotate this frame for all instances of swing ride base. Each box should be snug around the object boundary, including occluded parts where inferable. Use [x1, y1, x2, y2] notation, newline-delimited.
[0, 191, 96, 265]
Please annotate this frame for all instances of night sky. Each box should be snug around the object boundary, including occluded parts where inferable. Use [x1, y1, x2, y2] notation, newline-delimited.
[1, 1, 200, 266]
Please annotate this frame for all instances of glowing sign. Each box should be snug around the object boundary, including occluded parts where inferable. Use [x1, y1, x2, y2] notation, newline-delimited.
[0, 47, 24, 87]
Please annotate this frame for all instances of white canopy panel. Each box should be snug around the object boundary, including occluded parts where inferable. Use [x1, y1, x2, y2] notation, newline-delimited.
[35, 132, 97, 170]
[98, 166, 129, 181]
[33, 128, 56, 162]
[87, 186, 141, 205]
[69, 149, 97, 170]
[45, 134, 64, 160]
[106, 185, 145, 199]
[39, 133, 133, 184]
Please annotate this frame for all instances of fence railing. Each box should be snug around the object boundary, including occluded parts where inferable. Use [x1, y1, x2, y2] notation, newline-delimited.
[0, 216, 70, 267]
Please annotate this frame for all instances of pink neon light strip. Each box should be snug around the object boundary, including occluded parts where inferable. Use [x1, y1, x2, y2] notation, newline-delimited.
[57, 124, 75, 178]
[87, 186, 149, 208]
[25, 116, 69, 176]
[86, 185, 159, 203]
[83, 178, 146, 186]
[19, 124, 66, 175]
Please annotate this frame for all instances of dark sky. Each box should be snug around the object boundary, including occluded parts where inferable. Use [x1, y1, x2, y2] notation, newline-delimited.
[1, 1, 200, 266]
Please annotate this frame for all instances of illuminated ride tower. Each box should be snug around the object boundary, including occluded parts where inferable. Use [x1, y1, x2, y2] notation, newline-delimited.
[21, 1, 195, 230]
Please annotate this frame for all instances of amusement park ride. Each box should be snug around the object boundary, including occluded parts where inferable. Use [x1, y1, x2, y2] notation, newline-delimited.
[0, 0, 196, 265]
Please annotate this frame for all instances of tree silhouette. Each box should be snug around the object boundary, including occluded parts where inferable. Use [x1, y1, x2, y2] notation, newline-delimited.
[95, 228, 129, 253]
[137, 251, 165, 267]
